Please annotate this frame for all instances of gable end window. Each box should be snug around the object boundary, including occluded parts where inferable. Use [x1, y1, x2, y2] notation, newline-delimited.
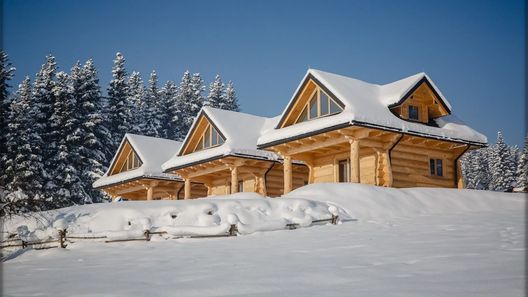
[429, 159, 443, 177]
[408, 105, 420, 121]
[119, 151, 142, 173]
[194, 125, 225, 152]
[295, 89, 343, 124]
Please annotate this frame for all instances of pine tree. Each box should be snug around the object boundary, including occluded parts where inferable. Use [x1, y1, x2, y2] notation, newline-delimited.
[3, 77, 47, 212]
[224, 81, 240, 111]
[0, 51, 16, 188]
[205, 74, 225, 109]
[32, 54, 57, 198]
[127, 71, 144, 135]
[49, 70, 85, 206]
[142, 70, 162, 137]
[159, 80, 179, 139]
[107, 52, 130, 152]
[489, 132, 517, 192]
[515, 136, 528, 192]
[78, 59, 111, 203]
[176, 71, 204, 139]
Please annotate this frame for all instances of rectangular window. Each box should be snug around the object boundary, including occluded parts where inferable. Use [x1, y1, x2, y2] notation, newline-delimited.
[430, 159, 443, 177]
[408, 105, 419, 121]
[211, 126, 219, 146]
[238, 180, 244, 192]
[309, 94, 318, 119]
[320, 91, 329, 116]
[204, 127, 211, 148]
[338, 159, 349, 182]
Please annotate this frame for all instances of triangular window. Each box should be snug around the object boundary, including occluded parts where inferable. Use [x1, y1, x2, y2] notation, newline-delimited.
[193, 125, 225, 152]
[295, 89, 343, 124]
[109, 141, 143, 175]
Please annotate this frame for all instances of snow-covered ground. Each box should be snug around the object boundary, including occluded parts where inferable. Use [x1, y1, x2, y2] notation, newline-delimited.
[2, 184, 525, 297]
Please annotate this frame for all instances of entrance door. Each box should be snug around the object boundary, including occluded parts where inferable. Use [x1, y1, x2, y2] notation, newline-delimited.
[338, 159, 350, 182]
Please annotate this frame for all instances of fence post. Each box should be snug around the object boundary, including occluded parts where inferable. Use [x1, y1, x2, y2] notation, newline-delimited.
[228, 224, 238, 236]
[58, 229, 67, 248]
[331, 215, 338, 225]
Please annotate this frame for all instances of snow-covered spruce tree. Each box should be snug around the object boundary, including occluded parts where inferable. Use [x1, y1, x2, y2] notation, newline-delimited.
[224, 81, 240, 111]
[0, 51, 16, 188]
[2, 77, 47, 214]
[159, 80, 180, 140]
[460, 152, 477, 189]
[32, 54, 57, 198]
[49, 70, 86, 207]
[514, 136, 528, 192]
[176, 71, 204, 139]
[142, 70, 163, 137]
[107, 52, 130, 152]
[78, 59, 112, 203]
[489, 132, 517, 192]
[126, 71, 144, 135]
[205, 74, 225, 109]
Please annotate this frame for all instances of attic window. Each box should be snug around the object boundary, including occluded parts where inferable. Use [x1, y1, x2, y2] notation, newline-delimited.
[194, 125, 225, 151]
[295, 89, 343, 124]
[408, 105, 419, 121]
[120, 151, 142, 172]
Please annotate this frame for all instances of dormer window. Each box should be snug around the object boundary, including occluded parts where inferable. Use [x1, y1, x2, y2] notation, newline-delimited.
[296, 89, 343, 124]
[195, 126, 225, 151]
[118, 150, 142, 173]
[408, 105, 420, 121]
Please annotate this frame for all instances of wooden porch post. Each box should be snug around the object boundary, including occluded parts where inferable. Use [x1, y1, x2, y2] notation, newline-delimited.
[184, 179, 191, 200]
[283, 155, 292, 194]
[146, 186, 154, 200]
[456, 160, 465, 189]
[230, 166, 239, 194]
[258, 174, 267, 196]
[349, 139, 360, 183]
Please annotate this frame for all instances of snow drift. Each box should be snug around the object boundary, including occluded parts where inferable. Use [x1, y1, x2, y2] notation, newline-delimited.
[1, 192, 345, 242]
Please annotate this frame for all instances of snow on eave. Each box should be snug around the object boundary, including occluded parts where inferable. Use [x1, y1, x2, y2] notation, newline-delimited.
[257, 69, 486, 147]
[94, 134, 183, 189]
[162, 107, 282, 172]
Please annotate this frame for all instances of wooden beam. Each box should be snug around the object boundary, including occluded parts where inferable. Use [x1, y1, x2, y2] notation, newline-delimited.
[283, 156, 292, 194]
[349, 139, 360, 183]
[184, 179, 191, 200]
[231, 166, 239, 194]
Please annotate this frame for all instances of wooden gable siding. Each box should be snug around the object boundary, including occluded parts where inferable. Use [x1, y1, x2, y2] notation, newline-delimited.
[390, 82, 449, 124]
[278, 78, 344, 129]
[109, 140, 143, 176]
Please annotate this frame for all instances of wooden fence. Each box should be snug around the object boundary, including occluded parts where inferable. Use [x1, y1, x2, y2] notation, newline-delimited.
[1, 215, 338, 252]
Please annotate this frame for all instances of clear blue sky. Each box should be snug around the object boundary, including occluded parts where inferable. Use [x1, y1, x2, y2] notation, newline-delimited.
[4, 0, 525, 146]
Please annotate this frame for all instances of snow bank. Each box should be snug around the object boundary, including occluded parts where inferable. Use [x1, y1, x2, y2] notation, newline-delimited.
[285, 183, 525, 220]
[1, 193, 342, 241]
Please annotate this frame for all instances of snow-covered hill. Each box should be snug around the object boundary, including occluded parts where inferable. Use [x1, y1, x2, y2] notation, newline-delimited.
[2, 184, 525, 297]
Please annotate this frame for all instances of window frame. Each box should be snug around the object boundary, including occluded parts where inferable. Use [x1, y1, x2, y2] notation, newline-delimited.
[408, 105, 420, 121]
[193, 125, 225, 152]
[429, 158, 444, 177]
[294, 88, 343, 124]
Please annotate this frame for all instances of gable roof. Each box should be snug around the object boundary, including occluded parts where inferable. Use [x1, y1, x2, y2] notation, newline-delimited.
[258, 69, 486, 147]
[162, 106, 281, 172]
[93, 134, 183, 189]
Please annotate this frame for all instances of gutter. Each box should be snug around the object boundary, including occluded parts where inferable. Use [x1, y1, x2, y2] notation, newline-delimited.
[453, 144, 471, 188]
[263, 162, 276, 194]
[388, 133, 404, 168]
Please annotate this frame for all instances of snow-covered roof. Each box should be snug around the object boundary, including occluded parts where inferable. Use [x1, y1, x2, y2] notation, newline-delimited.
[162, 107, 282, 171]
[93, 134, 183, 188]
[257, 69, 486, 147]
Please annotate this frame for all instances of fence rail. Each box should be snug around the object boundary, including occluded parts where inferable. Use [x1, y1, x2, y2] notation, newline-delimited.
[1, 214, 338, 252]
